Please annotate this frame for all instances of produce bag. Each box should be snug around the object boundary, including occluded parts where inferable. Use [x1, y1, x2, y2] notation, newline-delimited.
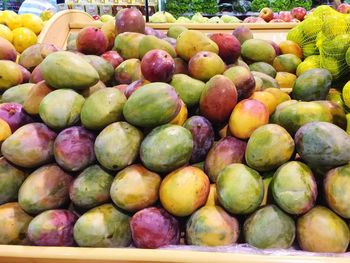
[232, 0, 251, 13]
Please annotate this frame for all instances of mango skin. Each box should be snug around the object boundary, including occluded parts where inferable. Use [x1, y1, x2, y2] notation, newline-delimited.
[23, 81, 53, 115]
[0, 60, 23, 91]
[176, 30, 219, 61]
[80, 88, 126, 130]
[229, 99, 269, 140]
[140, 124, 193, 173]
[160, 166, 210, 217]
[110, 164, 161, 212]
[28, 209, 78, 246]
[273, 54, 302, 74]
[244, 205, 295, 249]
[1, 123, 57, 168]
[2, 83, 34, 105]
[297, 206, 350, 253]
[0, 202, 32, 245]
[54, 126, 96, 172]
[18, 164, 72, 215]
[205, 184, 220, 206]
[40, 51, 100, 90]
[245, 124, 295, 172]
[70, 165, 113, 209]
[115, 59, 142, 85]
[84, 55, 115, 84]
[139, 35, 176, 58]
[73, 204, 131, 248]
[249, 62, 277, 78]
[241, 39, 276, 64]
[94, 122, 143, 171]
[0, 157, 27, 205]
[324, 164, 350, 219]
[217, 163, 263, 215]
[113, 32, 144, 59]
[186, 206, 239, 247]
[205, 136, 247, 183]
[18, 43, 58, 71]
[130, 207, 180, 248]
[271, 161, 317, 215]
[39, 89, 85, 130]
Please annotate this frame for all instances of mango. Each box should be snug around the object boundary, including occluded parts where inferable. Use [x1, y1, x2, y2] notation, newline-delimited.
[205, 136, 246, 183]
[95, 122, 143, 171]
[0, 60, 23, 90]
[23, 81, 52, 115]
[160, 166, 209, 217]
[80, 81, 106, 98]
[141, 124, 193, 173]
[186, 206, 239, 246]
[295, 122, 350, 169]
[167, 25, 188, 39]
[81, 88, 126, 130]
[18, 65, 31, 84]
[183, 116, 214, 163]
[251, 71, 279, 90]
[0, 157, 26, 205]
[2, 123, 56, 168]
[28, 210, 78, 246]
[76, 27, 108, 55]
[271, 161, 317, 215]
[279, 40, 303, 58]
[297, 206, 350, 253]
[39, 89, 85, 129]
[188, 51, 226, 82]
[273, 54, 302, 74]
[73, 204, 131, 247]
[170, 74, 205, 108]
[232, 26, 253, 44]
[174, 57, 189, 75]
[29, 64, 43, 83]
[205, 184, 219, 206]
[250, 91, 278, 114]
[84, 55, 114, 84]
[18, 43, 58, 71]
[169, 100, 188, 126]
[0, 203, 32, 245]
[0, 103, 32, 132]
[315, 100, 347, 129]
[217, 163, 263, 215]
[110, 164, 161, 212]
[139, 35, 176, 58]
[223, 66, 255, 100]
[292, 68, 332, 101]
[229, 99, 269, 140]
[115, 58, 142, 84]
[130, 207, 179, 248]
[246, 124, 295, 172]
[70, 165, 113, 209]
[324, 164, 350, 219]
[2, 83, 34, 105]
[115, 8, 145, 34]
[0, 37, 17, 61]
[113, 32, 144, 59]
[40, 51, 100, 90]
[275, 72, 297, 90]
[249, 62, 276, 78]
[199, 75, 237, 124]
[54, 126, 95, 172]
[176, 30, 219, 61]
[241, 39, 276, 64]
[264, 88, 291, 105]
[244, 205, 295, 249]
[18, 164, 72, 214]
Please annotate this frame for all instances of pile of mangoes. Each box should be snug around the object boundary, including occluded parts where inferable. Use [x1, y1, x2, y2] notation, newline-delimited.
[0, 6, 350, 254]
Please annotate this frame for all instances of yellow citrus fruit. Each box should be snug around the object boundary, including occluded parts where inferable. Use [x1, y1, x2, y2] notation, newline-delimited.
[0, 11, 8, 24]
[12, 27, 37, 53]
[0, 119, 12, 142]
[275, 72, 297, 89]
[169, 100, 188, 126]
[5, 12, 22, 30]
[0, 24, 13, 42]
[20, 14, 43, 35]
[342, 81, 350, 109]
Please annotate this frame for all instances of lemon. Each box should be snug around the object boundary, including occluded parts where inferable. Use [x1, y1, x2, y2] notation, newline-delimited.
[0, 24, 13, 42]
[5, 12, 22, 30]
[296, 60, 319, 76]
[20, 14, 43, 35]
[343, 81, 350, 109]
[12, 27, 37, 53]
[0, 11, 7, 24]
[0, 119, 12, 142]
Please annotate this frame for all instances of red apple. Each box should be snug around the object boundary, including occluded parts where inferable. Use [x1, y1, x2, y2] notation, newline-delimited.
[259, 7, 274, 22]
[141, 49, 175, 83]
[337, 3, 350, 14]
[243, 17, 266, 23]
[278, 11, 293, 22]
[269, 19, 285, 23]
[101, 50, 124, 68]
[273, 13, 279, 19]
[291, 7, 307, 21]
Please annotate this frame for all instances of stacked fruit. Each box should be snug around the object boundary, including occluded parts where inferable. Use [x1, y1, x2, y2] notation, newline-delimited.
[0, 7, 350, 254]
[0, 10, 45, 53]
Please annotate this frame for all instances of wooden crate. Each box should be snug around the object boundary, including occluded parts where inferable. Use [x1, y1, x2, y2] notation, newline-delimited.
[38, 10, 296, 49]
